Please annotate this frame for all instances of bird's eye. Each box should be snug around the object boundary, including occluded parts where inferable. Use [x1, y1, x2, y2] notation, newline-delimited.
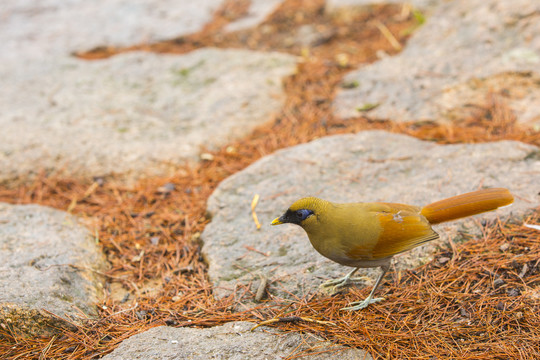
[296, 209, 313, 221]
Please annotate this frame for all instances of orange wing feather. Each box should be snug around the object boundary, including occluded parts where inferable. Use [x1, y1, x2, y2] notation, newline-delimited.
[345, 203, 438, 260]
[372, 212, 439, 258]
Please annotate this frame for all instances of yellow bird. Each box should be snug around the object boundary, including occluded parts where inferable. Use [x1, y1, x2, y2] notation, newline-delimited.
[271, 188, 514, 310]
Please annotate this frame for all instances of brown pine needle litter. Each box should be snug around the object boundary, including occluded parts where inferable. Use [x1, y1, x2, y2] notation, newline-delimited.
[2, 0, 540, 359]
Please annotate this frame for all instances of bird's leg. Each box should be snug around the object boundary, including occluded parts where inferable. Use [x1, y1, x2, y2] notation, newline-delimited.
[319, 267, 368, 290]
[341, 264, 389, 311]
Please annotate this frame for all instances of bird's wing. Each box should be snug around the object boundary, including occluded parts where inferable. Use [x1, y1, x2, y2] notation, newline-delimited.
[370, 203, 439, 259]
[341, 202, 439, 260]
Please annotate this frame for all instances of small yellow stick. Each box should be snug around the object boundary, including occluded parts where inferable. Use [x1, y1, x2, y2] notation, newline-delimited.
[67, 181, 100, 213]
[374, 20, 402, 50]
[251, 194, 261, 230]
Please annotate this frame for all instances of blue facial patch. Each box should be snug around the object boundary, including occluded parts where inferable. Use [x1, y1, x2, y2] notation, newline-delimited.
[296, 209, 313, 221]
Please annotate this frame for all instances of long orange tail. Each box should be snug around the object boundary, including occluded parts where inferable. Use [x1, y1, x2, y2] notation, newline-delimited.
[421, 188, 514, 225]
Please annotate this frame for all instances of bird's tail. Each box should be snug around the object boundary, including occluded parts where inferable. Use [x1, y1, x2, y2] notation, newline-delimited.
[421, 188, 514, 225]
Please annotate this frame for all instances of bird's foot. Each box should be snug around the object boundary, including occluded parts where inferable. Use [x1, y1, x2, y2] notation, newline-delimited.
[340, 297, 385, 311]
[320, 276, 370, 290]
[319, 276, 371, 296]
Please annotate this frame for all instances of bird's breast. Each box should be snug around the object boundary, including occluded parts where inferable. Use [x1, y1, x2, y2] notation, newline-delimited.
[304, 206, 382, 266]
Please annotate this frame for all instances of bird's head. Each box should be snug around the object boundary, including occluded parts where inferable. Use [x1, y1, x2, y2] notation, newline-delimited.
[271, 197, 328, 229]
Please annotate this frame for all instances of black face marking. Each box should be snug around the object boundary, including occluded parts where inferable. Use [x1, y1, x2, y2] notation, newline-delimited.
[279, 208, 314, 225]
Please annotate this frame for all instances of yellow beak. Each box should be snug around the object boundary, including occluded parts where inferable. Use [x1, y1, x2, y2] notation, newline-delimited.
[271, 217, 283, 225]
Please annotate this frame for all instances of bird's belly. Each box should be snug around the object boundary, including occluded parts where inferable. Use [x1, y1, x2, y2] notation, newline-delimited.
[309, 235, 387, 268]
[320, 249, 390, 268]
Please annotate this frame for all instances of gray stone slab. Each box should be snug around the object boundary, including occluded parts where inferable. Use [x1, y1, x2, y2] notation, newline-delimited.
[0, 0, 223, 61]
[0, 48, 297, 182]
[1, 0, 289, 64]
[102, 321, 372, 360]
[201, 131, 539, 299]
[0, 203, 107, 337]
[333, 0, 540, 127]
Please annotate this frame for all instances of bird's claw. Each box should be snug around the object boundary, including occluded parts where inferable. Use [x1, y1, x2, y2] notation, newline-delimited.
[319, 276, 370, 289]
[320, 278, 349, 289]
[341, 297, 384, 311]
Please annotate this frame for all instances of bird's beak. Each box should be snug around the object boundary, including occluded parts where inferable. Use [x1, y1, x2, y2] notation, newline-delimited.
[271, 215, 284, 225]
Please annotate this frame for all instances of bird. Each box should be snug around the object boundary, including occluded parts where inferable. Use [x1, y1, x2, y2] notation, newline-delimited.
[271, 188, 514, 310]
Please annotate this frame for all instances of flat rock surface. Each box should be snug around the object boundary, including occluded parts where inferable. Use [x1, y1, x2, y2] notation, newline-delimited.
[1, 0, 285, 60]
[0, 0, 223, 60]
[0, 203, 107, 337]
[102, 321, 372, 360]
[1, 0, 285, 61]
[0, 48, 297, 182]
[333, 0, 540, 126]
[201, 131, 540, 299]
[1, 0, 296, 184]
